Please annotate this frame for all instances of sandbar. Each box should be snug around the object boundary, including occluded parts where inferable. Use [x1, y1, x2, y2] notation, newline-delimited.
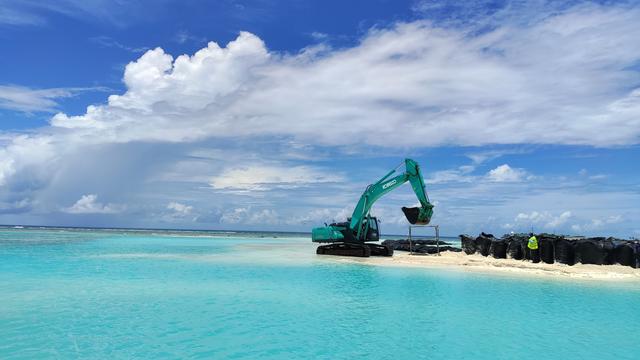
[337, 250, 640, 282]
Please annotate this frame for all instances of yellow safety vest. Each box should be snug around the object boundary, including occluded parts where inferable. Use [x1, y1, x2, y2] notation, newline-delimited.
[528, 236, 538, 250]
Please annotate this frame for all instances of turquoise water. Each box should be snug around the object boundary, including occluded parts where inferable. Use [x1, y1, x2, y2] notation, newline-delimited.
[1, 228, 638, 359]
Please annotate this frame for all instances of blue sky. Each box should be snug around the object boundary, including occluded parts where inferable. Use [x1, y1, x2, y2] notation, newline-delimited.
[0, 0, 639, 237]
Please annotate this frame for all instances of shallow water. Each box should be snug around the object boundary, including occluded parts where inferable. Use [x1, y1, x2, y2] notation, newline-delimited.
[1, 228, 638, 359]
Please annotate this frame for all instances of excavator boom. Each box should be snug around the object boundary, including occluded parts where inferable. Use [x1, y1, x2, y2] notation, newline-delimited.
[312, 158, 434, 257]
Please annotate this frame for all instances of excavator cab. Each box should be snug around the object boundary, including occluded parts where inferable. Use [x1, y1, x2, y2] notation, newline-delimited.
[363, 216, 379, 241]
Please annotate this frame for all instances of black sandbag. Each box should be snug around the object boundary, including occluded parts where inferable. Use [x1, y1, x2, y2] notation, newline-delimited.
[502, 233, 528, 260]
[489, 239, 507, 259]
[381, 240, 404, 251]
[538, 235, 556, 264]
[381, 239, 395, 247]
[396, 243, 412, 252]
[612, 241, 637, 268]
[460, 234, 476, 255]
[574, 238, 607, 265]
[411, 245, 462, 254]
[602, 238, 616, 265]
[382, 239, 456, 253]
[475, 233, 494, 256]
[506, 236, 524, 260]
[382, 239, 450, 251]
[554, 239, 575, 265]
[410, 239, 450, 246]
[523, 238, 531, 260]
[531, 249, 541, 263]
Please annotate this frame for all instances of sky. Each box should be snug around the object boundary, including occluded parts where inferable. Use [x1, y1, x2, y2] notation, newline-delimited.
[0, 0, 639, 237]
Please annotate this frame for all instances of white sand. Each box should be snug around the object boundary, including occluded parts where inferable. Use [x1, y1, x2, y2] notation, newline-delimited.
[335, 250, 640, 282]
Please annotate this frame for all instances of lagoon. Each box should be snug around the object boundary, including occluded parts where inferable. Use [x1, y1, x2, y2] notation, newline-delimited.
[1, 228, 638, 359]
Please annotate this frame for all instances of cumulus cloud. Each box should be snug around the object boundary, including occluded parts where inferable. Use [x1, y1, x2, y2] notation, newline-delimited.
[44, 4, 640, 147]
[210, 165, 343, 191]
[487, 164, 528, 182]
[1, 3, 639, 187]
[63, 194, 123, 214]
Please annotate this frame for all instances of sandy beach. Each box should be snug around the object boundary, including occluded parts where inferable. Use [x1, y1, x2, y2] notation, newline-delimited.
[336, 250, 640, 282]
[234, 241, 640, 282]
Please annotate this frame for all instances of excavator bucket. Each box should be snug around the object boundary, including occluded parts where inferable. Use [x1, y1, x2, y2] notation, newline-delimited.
[402, 206, 432, 225]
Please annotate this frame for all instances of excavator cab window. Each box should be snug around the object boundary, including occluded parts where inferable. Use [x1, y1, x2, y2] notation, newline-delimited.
[365, 217, 379, 241]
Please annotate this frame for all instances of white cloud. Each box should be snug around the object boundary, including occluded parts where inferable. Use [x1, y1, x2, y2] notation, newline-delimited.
[513, 210, 573, 229]
[166, 201, 193, 216]
[0, 1, 153, 27]
[577, 168, 608, 180]
[309, 32, 329, 40]
[248, 209, 279, 225]
[546, 211, 573, 228]
[172, 30, 206, 45]
[44, 5, 640, 147]
[210, 165, 343, 191]
[90, 36, 149, 53]
[589, 174, 608, 180]
[0, 5, 43, 25]
[0, 156, 15, 186]
[219, 207, 249, 224]
[220, 207, 281, 226]
[487, 164, 528, 182]
[427, 168, 474, 184]
[466, 149, 530, 165]
[0, 85, 97, 113]
[64, 194, 123, 214]
[572, 215, 624, 232]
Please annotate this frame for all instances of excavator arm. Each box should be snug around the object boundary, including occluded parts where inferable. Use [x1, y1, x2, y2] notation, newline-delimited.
[349, 159, 433, 239]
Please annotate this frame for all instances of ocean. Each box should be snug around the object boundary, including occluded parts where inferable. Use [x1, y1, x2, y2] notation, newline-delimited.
[0, 227, 638, 359]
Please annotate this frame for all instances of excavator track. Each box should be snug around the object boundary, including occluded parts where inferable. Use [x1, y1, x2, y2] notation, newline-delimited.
[316, 243, 393, 257]
[368, 243, 394, 257]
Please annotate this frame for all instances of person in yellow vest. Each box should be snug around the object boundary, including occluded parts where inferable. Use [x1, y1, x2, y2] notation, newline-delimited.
[528, 233, 540, 263]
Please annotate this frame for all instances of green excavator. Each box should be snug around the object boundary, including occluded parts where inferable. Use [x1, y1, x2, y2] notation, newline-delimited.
[312, 158, 434, 257]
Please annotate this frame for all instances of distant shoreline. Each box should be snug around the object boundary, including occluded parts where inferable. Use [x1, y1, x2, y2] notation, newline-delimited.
[0, 224, 458, 239]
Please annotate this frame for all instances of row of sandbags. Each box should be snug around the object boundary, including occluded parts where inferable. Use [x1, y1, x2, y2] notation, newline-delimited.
[459, 233, 640, 268]
[381, 239, 462, 254]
